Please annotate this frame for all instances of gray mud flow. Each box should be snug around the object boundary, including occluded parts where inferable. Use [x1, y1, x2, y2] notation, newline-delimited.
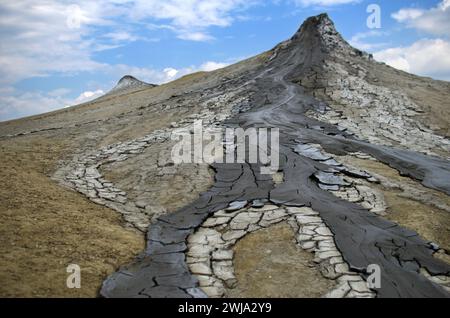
[101, 14, 450, 298]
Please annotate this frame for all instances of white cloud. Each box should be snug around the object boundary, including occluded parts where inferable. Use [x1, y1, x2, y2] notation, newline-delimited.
[74, 90, 105, 104]
[384, 1, 450, 81]
[0, 91, 68, 121]
[0, 88, 107, 121]
[349, 30, 389, 51]
[0, 86, 16, 95]
[391, 0, 450, 36]
[443, 0, 450, 10]
[130, 0, 251, 29]
[0, 1, 107, 85]
[164, 68, 179, 79]
[0, 0, 254, 86]
[177, 32, 215, 42]
[374, 39, 450, 81]
[391, 9, 424, 22]
[199, 61, 229, 71]
[103, 31, 140, 42]
[126, 0, 256, 41]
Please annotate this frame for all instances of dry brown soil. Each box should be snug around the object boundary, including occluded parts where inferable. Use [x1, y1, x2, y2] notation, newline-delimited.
[0, 136, 144, 297]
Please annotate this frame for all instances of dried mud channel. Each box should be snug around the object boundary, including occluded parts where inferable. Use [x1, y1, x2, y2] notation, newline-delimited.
[101, 15, 450, 298]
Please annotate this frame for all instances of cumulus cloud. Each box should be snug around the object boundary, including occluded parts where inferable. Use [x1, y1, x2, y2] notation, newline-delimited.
[0, 1, 107, 85]
[374, 39, 450, 81]
[372, 1, 450, 81]
[0, 0, 253, 86]
[391, 9, 424, 22]
[349, 30, 389, 51]
[74, 90, 105, 104]
[131, 0, 254, 40]
[391, 0, 450, 36]
[199, 61, 229, 71]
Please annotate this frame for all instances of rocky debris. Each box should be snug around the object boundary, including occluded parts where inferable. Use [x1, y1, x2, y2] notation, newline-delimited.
[54, 129, 171, 231]
[294, 143, 388, 216]
[421, 268, 450, 293]
[333, 184, 387, 216]
[187, 205, 375, 298]
[251, 199, 268, 208]
[226, 201, 248, 212]
[314, 171, 349, 187]
[304, 48, 450, 159]
[295, 144, 332, 161]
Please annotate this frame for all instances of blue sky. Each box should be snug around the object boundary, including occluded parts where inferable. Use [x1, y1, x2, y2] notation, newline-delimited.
[1, 0, 449, 121]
